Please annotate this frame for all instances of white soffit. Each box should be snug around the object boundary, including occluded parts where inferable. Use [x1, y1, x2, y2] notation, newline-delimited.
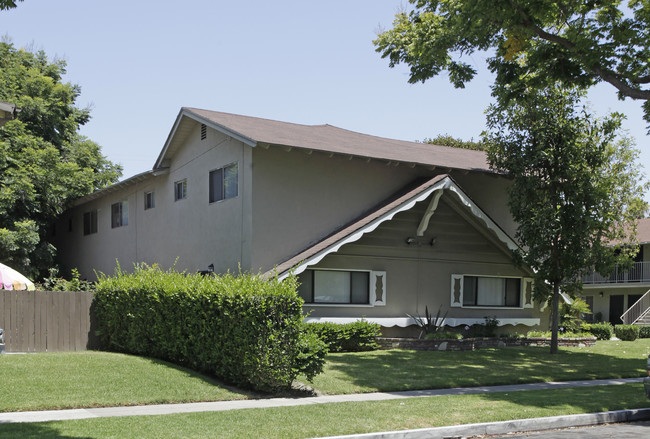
[280, 177, 519, 279]
[303, 317, 540, 327]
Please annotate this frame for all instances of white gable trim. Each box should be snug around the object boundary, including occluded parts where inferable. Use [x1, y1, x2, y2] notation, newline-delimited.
[279, 177, 520, 280]
[154, 108, 257, 170]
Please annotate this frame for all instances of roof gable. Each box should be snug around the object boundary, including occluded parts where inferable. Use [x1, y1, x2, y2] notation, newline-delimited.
[269, 175, 520, 279]
[155, 107, 491, 172]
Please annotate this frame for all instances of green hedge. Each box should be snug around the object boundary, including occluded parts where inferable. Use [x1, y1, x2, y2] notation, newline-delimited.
[93, 265, 326, 392]
[639, 326, 650, 338]
[305, 321, 381, 352]
[614, 324, 640, 341]
[581, 322, 613, 340]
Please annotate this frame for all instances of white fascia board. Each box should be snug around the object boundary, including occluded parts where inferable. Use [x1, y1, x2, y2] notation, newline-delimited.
[303, 316, 540, 327]
[154, 109, 258, 169]
[281, 176, 521, 280]
[445, 182, 520, 252]
[279, 177, 453, 280]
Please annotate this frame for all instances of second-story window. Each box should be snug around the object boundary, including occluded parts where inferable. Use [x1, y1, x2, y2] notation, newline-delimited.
[209, 163, 238, 203]
[174, 179, 187, 201]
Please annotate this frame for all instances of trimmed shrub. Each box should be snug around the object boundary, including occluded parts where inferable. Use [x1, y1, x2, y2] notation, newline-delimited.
[582, 322, 613, 340]
[526, 330, 593, 338]
[638, 326, 650, 338]
[614, 324, 640, 341]
[305, 320, 380, 352]
[93, 265, 326, 392]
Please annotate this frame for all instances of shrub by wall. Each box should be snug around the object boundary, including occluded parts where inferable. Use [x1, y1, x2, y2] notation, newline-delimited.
[93, 265, 325, 392]
[638, 326, 650, 338]
[305, 320, 381, 352]
[614, 324, 640, 341]
[581, 322, 614, 340]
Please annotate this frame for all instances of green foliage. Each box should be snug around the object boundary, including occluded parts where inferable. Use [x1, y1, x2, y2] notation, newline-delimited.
[93, 265, 325, 392]
[0, 41, 121, 278]
[560, 298, 591, 333]
[465, 316, 500, 338]
[374, 0, 650, 125]
[484, 83, 648, 353]
[526, 330, 593, 339]
[581, 322, 614, 340]
[638, 326, 650, 339]
[614, 324, 640, 341]
[38, 267, 94, 291]
[305, 321, 381, 352]
[424, 330, 462, 340]
[407, 305, 448, 339]
[293, 330, 328, 382]
[0, 0, 22, 11]
[421, 134, 485, 151]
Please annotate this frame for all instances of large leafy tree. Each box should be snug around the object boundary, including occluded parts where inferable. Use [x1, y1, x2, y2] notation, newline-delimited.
[0, 41, 122, 278]
[374, 0, 650, 124]
[484, 84, 647, 353]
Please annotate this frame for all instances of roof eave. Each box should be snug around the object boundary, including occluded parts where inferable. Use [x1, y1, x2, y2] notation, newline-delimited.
[154, 108, 258, 170]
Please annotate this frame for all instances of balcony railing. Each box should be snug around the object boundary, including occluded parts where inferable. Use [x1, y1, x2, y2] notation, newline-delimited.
[621, 289, 650, 324]
[581, 261, 650, 285]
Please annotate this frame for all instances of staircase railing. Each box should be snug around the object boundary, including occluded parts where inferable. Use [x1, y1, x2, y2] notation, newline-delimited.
[621, 288, 650, 325]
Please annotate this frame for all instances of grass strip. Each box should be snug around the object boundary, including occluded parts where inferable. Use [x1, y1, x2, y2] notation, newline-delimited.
[0, 351, 251, 412]
[0, 384, 647, 438]
[302, 339, 650, 394]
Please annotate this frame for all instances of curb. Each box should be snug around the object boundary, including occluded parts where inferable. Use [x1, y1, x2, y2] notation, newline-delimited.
[311, 408, 650, 439]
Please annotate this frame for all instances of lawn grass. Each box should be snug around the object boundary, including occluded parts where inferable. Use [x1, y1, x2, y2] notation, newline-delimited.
[0, 351, 252, 412]
[2, 340, 648, 414]
[0, 384, 647, 438]
[300, 339, 650, 394]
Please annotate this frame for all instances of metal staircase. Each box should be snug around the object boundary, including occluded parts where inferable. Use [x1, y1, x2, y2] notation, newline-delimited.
[621, 289, 650, 325]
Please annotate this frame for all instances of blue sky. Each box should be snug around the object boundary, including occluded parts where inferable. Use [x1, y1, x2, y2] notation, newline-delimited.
[2, 0, 649, 194]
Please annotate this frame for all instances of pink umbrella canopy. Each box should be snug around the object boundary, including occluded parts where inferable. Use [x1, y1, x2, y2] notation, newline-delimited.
[0, 262, 35, 291]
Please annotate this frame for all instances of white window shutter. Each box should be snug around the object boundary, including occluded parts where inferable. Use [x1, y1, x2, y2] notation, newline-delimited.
[450, 274, 463, 307]
[370, 271, 386, 306]
[522, 278, 534, 308]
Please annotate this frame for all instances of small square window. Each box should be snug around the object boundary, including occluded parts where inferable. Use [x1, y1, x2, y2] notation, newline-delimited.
[111, 201, 128, 228]
[174, 180, 187, 201]
[83, 209, 98, 235]
[144, 191, 155, 210]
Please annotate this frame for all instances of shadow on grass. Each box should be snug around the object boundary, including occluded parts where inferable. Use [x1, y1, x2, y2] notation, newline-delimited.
[316, 343, 648, 393]
[136, 354, 258, 398]
[0, 422, 91, 439]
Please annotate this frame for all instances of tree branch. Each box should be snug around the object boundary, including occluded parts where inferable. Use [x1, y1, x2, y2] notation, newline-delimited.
[508, 0, 650, 101]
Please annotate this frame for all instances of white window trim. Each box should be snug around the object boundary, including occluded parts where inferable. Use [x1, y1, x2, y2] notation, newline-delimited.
[174, 179, 187, 201]
[209, 161, 239, 204]
[450, 274, 532, 309]
[144, 191, 155, 210]
[299, 268, 386, 307]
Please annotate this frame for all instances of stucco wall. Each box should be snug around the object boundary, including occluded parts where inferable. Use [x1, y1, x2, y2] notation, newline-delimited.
[301, 193, 547, 329]
[249, 147, 514, 273]
[55, 122, 252, 279]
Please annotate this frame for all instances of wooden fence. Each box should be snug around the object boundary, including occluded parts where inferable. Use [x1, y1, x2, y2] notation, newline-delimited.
[0, 290, 96, 353]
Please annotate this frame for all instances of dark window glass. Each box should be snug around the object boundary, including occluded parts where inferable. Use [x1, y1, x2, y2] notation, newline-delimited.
[83, 210, 97, 235]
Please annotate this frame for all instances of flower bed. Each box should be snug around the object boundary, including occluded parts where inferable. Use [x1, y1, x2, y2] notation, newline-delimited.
[377, 336, 596, 351]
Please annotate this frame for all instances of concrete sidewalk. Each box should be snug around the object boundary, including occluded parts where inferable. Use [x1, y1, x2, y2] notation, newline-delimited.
[0, 377, 642, 424]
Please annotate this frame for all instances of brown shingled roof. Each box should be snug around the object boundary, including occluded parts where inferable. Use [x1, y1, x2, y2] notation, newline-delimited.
[181, 108, 490, 172]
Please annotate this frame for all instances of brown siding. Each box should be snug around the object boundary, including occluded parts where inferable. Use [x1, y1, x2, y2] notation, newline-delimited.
[0, 291, 95, 353]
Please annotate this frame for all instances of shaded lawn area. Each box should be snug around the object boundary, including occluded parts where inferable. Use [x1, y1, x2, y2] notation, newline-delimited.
[300, 339, 650, 394]
[0, 351, 252, 412]
[0, 384, 647, 439]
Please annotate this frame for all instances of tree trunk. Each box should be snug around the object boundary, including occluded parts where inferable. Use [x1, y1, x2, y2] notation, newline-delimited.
[550, 281, 560, 354]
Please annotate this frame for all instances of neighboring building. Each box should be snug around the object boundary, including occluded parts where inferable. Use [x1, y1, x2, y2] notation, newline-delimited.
[55, 108, 548, 335]
[581, 218, 650, 325]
